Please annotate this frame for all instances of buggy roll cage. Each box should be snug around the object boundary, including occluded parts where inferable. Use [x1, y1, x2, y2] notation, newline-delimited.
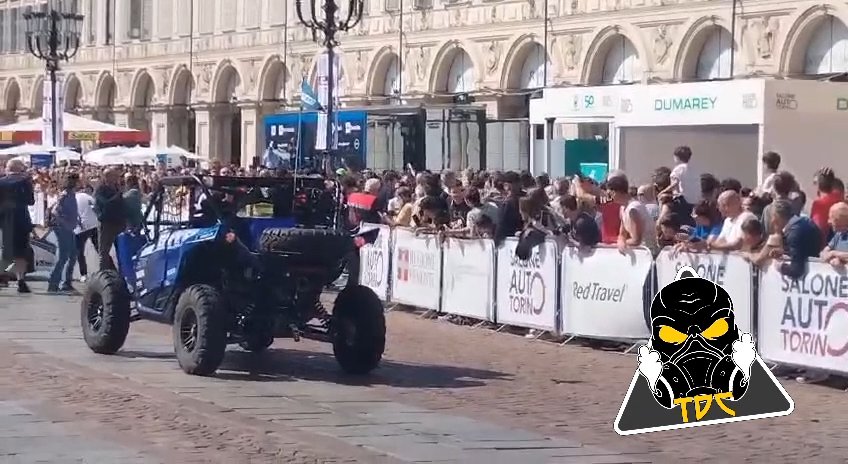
[142, 175, 346, 243]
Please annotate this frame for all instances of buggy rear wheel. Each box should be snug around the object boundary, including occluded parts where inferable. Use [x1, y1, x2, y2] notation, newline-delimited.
[331, 285, 385, 375]
[81, 270, 131, 354]
[173, 285, 227, 376]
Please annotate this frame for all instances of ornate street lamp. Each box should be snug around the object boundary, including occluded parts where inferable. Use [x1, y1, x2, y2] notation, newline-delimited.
[24, 4, 84, 148]
[296, 0, 364, 171]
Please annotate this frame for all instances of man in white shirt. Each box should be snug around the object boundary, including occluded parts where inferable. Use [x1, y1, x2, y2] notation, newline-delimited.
[74, 185, 99, 282]
[709, 190, 757, 252]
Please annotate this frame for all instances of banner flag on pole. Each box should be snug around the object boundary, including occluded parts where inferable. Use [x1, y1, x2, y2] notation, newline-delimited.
[300, 78, 322, 111]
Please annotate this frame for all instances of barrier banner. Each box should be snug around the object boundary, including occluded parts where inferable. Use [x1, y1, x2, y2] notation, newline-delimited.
[390, 228, 441, 310]
[495, 238, 558, 332]
[562, 246, 652, 339]
[358, 223, 391, 301]
[758, 261, 848, 374]
[441, 238, 495, 321]
[655, 248, 754, 334]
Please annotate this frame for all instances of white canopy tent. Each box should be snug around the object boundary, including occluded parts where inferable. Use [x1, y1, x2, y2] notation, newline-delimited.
[0, 113, 139, 133]
[84, 145, 201, 166]
[529, 78, 848, 200]
[0, 143, 81, 163]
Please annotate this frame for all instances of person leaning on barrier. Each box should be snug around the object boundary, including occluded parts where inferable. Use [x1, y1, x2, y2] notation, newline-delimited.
[708, 190, 756, 253]
[768, 199, 822, 279]
[657, 214, 681, 248]
[609, 175, 657, 254]
[820, 202, 848, 266]
[739, 217, 772, 267]
[559, 194, 600, 249]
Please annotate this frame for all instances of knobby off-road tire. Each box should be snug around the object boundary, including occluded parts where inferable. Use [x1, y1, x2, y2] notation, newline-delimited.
[81, 270, 131, 355]
[173, 285, 228, 376]
[331, 285, 386, 375]
[258, 228, 352, 267]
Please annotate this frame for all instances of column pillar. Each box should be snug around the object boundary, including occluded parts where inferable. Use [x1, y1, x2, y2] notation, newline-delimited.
[95, 0, 108, 45]
[167, 106, 190, 149]
[543, 118, 553, 174]
[113, 106, 130, 128]
[14, 109, 32, 123]
[193, 104, 212, 161]
[238, 101, 263, 168]
[150, 106, 170, 147]
[114, 0, 128, 43]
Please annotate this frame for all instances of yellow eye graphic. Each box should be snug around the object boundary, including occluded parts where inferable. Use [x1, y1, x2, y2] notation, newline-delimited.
[658, 325, 687, 344]
[701, 318, 729, 340]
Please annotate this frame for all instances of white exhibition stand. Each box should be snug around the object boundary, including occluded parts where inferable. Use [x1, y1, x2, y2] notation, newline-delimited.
[529, 79, 848, 197]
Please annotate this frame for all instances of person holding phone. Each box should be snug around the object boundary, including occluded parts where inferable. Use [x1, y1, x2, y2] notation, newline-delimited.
[675, 200, 722, 252]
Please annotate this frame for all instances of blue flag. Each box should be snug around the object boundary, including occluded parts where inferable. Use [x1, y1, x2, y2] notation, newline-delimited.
[300, 78, 321, 111]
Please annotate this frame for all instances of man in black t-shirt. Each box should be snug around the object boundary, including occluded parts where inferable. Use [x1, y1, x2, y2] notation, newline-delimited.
[94, 168, 126, 271]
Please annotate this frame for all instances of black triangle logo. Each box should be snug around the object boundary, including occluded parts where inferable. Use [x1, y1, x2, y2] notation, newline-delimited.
[613, 355, 794, 435]
[615, 265, 795, 435]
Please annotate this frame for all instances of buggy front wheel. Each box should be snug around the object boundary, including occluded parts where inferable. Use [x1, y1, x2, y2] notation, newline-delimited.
[173, 285, 227, 376]
[331, 285, 385, 375]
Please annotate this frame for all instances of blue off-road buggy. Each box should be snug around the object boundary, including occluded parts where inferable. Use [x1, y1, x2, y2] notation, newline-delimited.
[79, 175, 384, 376]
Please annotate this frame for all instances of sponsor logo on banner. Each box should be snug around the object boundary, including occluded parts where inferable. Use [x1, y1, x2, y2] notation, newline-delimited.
[742, 93, 758, 109]
[776, 270, 848, 358]
[507, 252, 547, 315]
[495, 239, 557, 331]
[572, 281, 626, 303]
[394, 247, 438, 286]
[360, 234, 385, 289]
[837, 97, 848, 111]
[775, 93, 798, 110]
[614, 267, 794, 436]
[654, 97, 717, 111]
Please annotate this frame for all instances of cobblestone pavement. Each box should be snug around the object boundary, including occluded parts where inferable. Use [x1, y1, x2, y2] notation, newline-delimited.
[0, 283, 846, 463]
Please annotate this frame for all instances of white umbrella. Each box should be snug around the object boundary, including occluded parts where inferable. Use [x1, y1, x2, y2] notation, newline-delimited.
[0, 143, 63, 155]
[121, 145, 202, 165]
[83, 145, 133, 165]
[13, 149, 81, 163]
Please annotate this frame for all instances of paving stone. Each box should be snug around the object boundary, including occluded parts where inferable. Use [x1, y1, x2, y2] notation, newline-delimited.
[269, 414, 374, 428]
[343, 436, 465, 462]
[459, 438, 582, 450]
[308, 423, 420, 438]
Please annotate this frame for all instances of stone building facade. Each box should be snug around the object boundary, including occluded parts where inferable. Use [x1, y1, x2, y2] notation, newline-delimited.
[0, 0, 846, 165]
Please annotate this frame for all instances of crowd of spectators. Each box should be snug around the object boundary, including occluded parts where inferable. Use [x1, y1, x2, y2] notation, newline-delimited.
[2, 149, 848, 333]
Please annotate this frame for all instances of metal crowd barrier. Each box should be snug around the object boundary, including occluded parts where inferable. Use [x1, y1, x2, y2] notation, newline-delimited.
[357, 223, 848, 376]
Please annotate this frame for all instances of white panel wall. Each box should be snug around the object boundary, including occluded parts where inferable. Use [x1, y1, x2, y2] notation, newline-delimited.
[619, 125, 759, 188]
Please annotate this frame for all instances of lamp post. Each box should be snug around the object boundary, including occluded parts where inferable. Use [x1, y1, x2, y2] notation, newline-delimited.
[295, 0, 364, 172]
[24, 3, 83, 149]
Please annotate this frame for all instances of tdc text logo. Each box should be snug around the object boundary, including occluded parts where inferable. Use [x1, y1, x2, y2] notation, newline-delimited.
[613, 266, 794, 435]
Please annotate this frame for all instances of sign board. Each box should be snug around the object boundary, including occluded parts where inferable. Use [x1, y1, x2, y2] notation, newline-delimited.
[561, 246, 652, 339]
[441, 238, 495, 321]
[390, 228, 441, 310]
[358, 223, 391, 301]
[264, 110, 367, 170]
[758, 261, 848, 375]
[494, 238, 558, 332]
[579, 162, 608, 183]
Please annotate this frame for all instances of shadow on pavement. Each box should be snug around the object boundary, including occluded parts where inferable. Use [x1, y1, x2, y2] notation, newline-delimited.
[216, 348, 513, 388]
